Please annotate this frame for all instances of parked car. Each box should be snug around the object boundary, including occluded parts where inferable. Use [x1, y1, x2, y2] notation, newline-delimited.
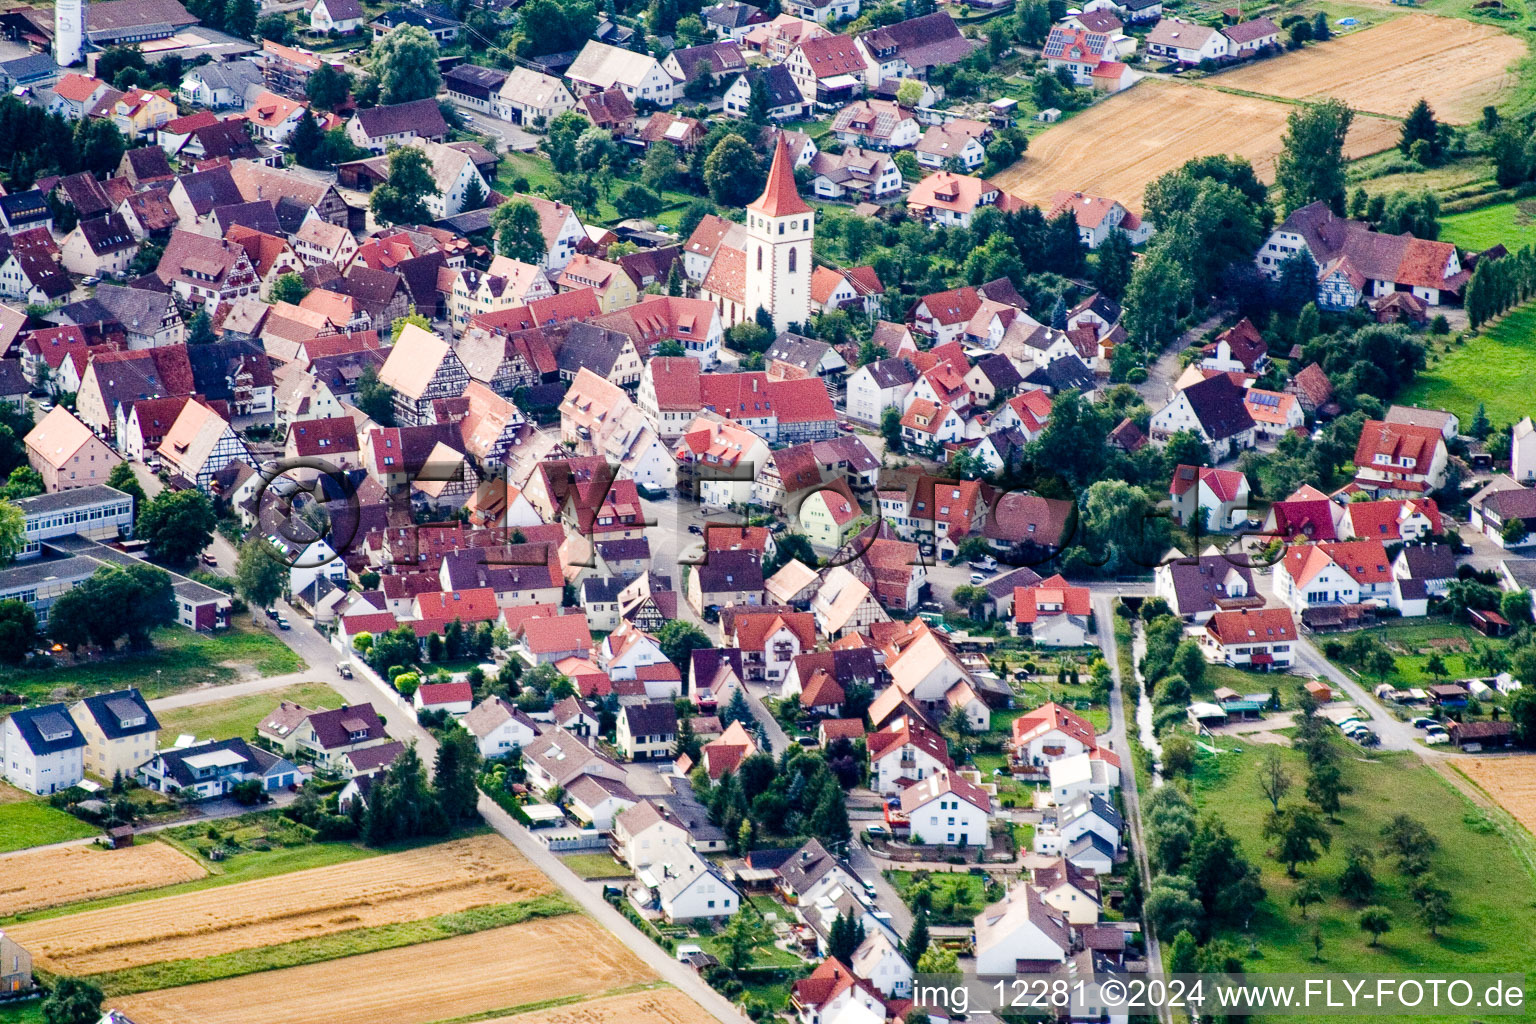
[969, 572, 987, 584]
[336, 662, 353, 679]
[276, 616, 291, 630]
[264, 607, 280, 620]
[687, 524, 702, 535]
[200, 552, 218, 567]
[865, 824, 888, 837]
[1411, 716, 1438, 729]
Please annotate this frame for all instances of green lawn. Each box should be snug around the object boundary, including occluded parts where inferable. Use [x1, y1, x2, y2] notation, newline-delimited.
[1440, 199, 1536, 252]
[153, 682, 345, 743]
[886, 869, 993, 925]
[558, 852, 630, 879]
[1345, 619, 1503, 686]
[13, 624, 305, 704]
[89, 893, 577, 996]
[0, 800, 98, 852]
[1402, 302, 1536, 424]
[0, 1003, 42, 1024]
[1188, 738, 1536, 1019]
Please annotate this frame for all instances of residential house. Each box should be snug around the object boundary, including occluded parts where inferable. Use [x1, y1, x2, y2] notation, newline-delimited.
[495, 67, 578, 125]
[829, 98, 918, 150]
[138, 738, 296, 798]
[854, 13, 979, 91]
[24, 407, 117, 492]
[157, 399, 254, 494]
[973, 886, 1070, 976]
[1168, 464, 1251, 531]
[1046, 189, 1151, 248]
[1145, 18, 1228, 62]
[617, 702, 677, 761]
[729, 608, 815, 682]
[1351, 419, 1448, 496]
[256, 701, 390, 771]
[721, 64, 807, 120]
[785, 35, 867, 108]
[1470, 475, 1536, 549]
[898, 770, 989, 846]
[906, 172, 1010, 229]
[2, 704, 86, 794]
[648, 848, 741, 921]
[1199, 606, 1298, 669]
[1011, 702, 1099, 767]
[68, 688, 159, 783]
[1153, 554, 1259, 622]
[309, 0, 364, 32]
[809, 148, 903, 202]
[1013, 575, 1092, 646]
[867, 715, 951, 794]
[1149, 373, 1256, 460]
[154, 229, 260, 312]
[566, 41, 676, 107]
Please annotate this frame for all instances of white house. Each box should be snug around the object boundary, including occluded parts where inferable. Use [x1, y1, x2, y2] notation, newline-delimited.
[1039, 794, 1121, 854]
[1048, 750, 1120, 806]
[1144, 18, 1228, 62]
[1012, 576, 1092, 647]
[2, 703, 86, 794]
[1274, 544, 1362, 615]
[564, 772, 638, 830]
[614, 798, 691, 868]
[566, 41, 676, 107]
[845, 357, 915, 426]
[414, 682, 474, 717]
[651, 849, 741, 921]
[1149, 373, 1256, 461]
[898, 771, 989, 847]
[1513, 417, 1536, 483]
[973, 887, 1070, 976]
[1011, 702, 1099, 768]
[867, 716, 951, 795]
[462, 696, 541, 759]
[1168, 464, 1251, 532]
[1199, 607, 1298, 670]
[850, 930, 911, 998]
[309, 0, 363, 32]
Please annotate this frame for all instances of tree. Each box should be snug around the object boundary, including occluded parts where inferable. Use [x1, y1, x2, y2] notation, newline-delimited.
[1412, 875, 1452, 936]
[703, 134, 765, 206]
[492, 199, 547, 263]
[270, 272, 309, 305]
[915, 946, 959, 974]
[1123, 245, 1190, 349]
[1144, 875, 1202, 940]
[224, 0, 258, 37]
[722, 686, 753, 728]
[289, 107, 328, 170]
[0, 498, 20, 565]
[459, 174, 487, 213]
[433, 725, 482, 824]
[137, 489, 216, 565]
[306, 61, 352, 111]
[614, 182, 663, 221]
[234, 537, 287, 610]
[1380, 813, 1436, 875]
[1167, 929, 1198, 973]
[1312, 10, 1330, 40]
[1093, 228, 1134, 300]
[1424, 650, 1448, 682]
[186, 309, 215, 345]
[1331, 843, 1374, 904]
[365, 741, 447, 844]
[1187, 815, 1264, 928]
[1275, 99, 1354, 214]
[0, 598, 34, 664]
[355, 363, 396, 425]
[1305, 758, 1350, 818]
[1469, 401, 1491, 440]
[719, 906, 766, 969]
[1263, 804, 1331, 876]
[1358, 905, 1392, 946]
[42, 978, 103, 1024]
[1164, 430, 1210, 470]
[951, 584, 988, 619]
[657, 619, 710, 668]
[1399, 98, 1441, 163]
[881, 406, 903, 454]
[1290, 877, 1324, 919]
[904, 910, 930, 963]
[370, 145, 441, 225]
[828, 907, 866, 962]
[373, 26, 442, 104]
[46, 562, 175, 652]
[0, 465, 42, 499]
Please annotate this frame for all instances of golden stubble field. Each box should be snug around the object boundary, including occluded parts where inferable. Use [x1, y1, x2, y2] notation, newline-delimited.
[1214, 13, 1527, 122]
[0, 842, 207, 918]
[479, 988, 721, 1024]
[994, 79, 1400, 212]
[108, 916, 658, 1024]
[12, 834, 552, 974]
[1456, 755, 1536, 836]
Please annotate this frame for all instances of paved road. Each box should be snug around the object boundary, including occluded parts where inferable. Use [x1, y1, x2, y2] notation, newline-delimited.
[847, 840, 912, 937]
[1133, 310, 1227, 408]
[1093, 593, 1167, 1023]
[460, 108, 539, 153]
[1290, 640, 1424, 753]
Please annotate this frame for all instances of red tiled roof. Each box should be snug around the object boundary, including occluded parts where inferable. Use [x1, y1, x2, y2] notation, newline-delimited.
[748, 134, 811, 219]
[1205, 607, 1296, 646]
[417, 681, 473, 706]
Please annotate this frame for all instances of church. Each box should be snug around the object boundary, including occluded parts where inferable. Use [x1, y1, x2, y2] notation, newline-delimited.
[697, 135, 813, 336]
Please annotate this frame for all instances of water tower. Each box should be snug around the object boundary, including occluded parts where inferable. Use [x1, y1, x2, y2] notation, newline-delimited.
[55, 0, 84, 68]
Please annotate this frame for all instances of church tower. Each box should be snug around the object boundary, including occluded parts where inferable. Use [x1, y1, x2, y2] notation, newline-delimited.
[55, 0, 84, 67]
[743, 134, 813, 336]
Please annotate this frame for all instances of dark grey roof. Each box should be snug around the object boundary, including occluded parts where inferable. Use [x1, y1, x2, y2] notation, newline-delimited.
[858, 13, 978, 69]
[445, 64, 508, 92]
[177, 165, 243, 215]
[622, 701, 677, 736]
[79, 214, 137, 256]
[765, 332, 833, 371]
[582, 576, 626, 603]
[983, 564, 1044, 599]
[738, 63, 799, 108]
[1162, 555, 1256, 615]
[79, 688, 159, 740]
[215, 200, 282, 236]
[0, 358, 25, 398]
[7, 703, 86, 755]
[1180, 373, 1257, 440]
[1064, 793, 1123, 831]
[694, 549, 763, 596]
[192, 121, 260, 161]
[0, 53, 57, 83]
[861, 356, 915, 389]
[596, 537, 650, 561]
[352, 98, 450, 141]
[1023, 354, 1093, 394]
[776, 837, 850, 895]
[975, 352, 1022, 391]
[186, 61, 263, 94]
[0, 554, 101, 593]
[58, 172, 113, 218]
[151, 736, 269, 787]
[89, 283, 176, 332]
[0, 190, 49, 226]
[556, 323, 630, 377]
[706, 0, 763, 25]
[1067, 832, 1117, 860]
[1397, 542, 1455, 581]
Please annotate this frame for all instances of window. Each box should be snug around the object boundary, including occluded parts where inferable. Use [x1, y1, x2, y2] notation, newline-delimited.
[788, 247, 796, 272]
[757, 246, 763, 271]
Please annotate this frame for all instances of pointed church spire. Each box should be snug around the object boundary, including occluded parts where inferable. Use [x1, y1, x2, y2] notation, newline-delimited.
[748, 134, 811, 219]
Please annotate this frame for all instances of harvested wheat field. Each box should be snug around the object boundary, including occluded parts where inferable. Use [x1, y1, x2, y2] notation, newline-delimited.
[994, 79, 1399, 212]
[1215, 14, 1525, 122]
[109, 916, 656, 1024]
[476, 988, 717, 1024]
[1457, 756, 1536, 836]
[0, 842, 206, 918]
[13, 833, 551, 974]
